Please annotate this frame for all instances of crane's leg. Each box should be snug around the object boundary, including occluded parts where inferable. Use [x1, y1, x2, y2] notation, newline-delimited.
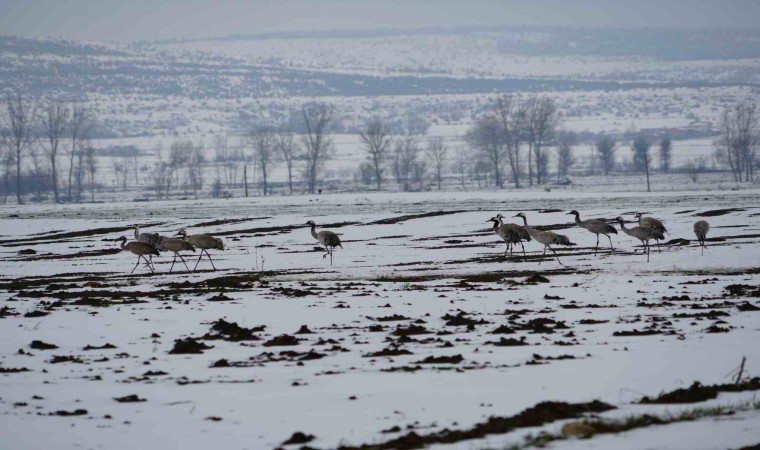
[194, 251, 204, 271]
[646, 244, 650, 262]
[142, 256, 155, 273]
[549, 245, 563, 265]
[322, 245, 328, 259]
[130, 256, 141, 274]
[169, 254, 177, 273]
[607, 234, 614, 252]
[538, 245, 547, 266]
[179, 253, 191, 272]
[656, 239, 662, 253]
[206, 250, 217, 271]
[520, 240, 526, 257]
[594, 234, 599, 255]
[330, 247, 334, 266]
[701, 239, 705, 255]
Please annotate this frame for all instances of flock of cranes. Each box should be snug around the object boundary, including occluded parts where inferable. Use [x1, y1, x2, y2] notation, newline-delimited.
[117, 225, 224, 273]
[117, 212, 709, 273]
[489, 211, 708, 265]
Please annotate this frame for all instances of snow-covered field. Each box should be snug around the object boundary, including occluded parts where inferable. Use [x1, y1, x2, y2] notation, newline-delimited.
[1, 190, 759, 449]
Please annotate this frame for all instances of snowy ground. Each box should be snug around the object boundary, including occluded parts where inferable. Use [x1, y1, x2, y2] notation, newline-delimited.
[0, 190, 759, 450]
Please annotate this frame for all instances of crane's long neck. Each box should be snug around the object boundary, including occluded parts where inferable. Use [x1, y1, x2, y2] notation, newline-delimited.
[571, 213, 582, 226]
[134, 226, 139, 239]
[120, 239, 126, 250]
[490, 220, 499, 232]
[310, 224, 318, 240]
[618, 220, 628, 231]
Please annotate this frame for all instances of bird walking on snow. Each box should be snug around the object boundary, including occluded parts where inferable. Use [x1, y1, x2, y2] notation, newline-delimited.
[117, 236, 160, 274]
[693, 220, 710, 255]
[616, 217, 655, 262]
[306, 220, 342, 265]
[174, 229, 224, 271]
[513, 212, 575, 265]
[634, 213, 667, 253]
[568, 210, 617, 255]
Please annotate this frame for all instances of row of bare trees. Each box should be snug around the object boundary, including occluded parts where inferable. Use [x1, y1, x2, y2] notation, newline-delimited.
[0, 95, 96, 204]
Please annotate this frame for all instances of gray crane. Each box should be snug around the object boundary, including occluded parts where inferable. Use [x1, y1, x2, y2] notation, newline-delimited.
[117, 236, 160, 273]
[693, 220, 710, 255]
[634, 213, 667, 252]
[133, 224, 163, 263]
[568, 210, 617, 254]
[174, 229, 224, 271]
[616, 217, 654, 262]
[156, 237, 196, 272]
[496, 213, 531, 257]
[306, 220, 342, 265]
[487, 214, 529, 258]
[513, 212, 575, 265]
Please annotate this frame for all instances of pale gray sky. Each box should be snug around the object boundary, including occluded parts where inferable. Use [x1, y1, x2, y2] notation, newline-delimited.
[1, 0, 759, 42]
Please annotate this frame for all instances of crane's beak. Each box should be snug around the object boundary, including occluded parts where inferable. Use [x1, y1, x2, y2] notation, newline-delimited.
[512, 214, 520, 218]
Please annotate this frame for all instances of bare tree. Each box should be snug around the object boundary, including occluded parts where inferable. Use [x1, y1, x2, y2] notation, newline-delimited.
[41, 100, 69, 203]
[632, 132, 652, 192]
[166, 140, 191, 197]
[73, 139, 88, 201]
[684, 157, 707, 183]
[249, 125, 278, 196]
[492, 95, 525, 188]
[524, 97, 559, 185]
[556, 130, 576, 182]
[595, 134, 618, 176]
[67, 104, 91, 201]
[659, 135, 672, 173]
[716, 102, 759, 182]
[301, 102, 334, 194]
[451, 146, 471, 190]
[425, 137, 448, 190]
[28, 143, 47, 201]
[5, 94, 37, 204]
[83, 140, 97, 202]
[276, 128, 298, 195]
[359, 118, 392, 191]
[394, 137, 421, 191]
[467, 115, 506, 188]
[0, 128, 10, 204]
[186, 142, 204, 199]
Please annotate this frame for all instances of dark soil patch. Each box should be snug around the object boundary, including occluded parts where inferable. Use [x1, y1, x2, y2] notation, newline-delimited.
[694, 208, 745, 217]
[202, 319, 264, 342]
[282, 432, 315, 445]
[366, 210, 470, 226]
[414, 354, 463, 364]
[365, 347, 414, 357]
[578, 319, 609, 325]
[262, 334, 301, 347]
[169, 338, 214, 354]
[486, 337, 528, 346]
[392, 325, 431, 336]
[443, 312, 490, 327]
[490, 325, 516, 334]
[30, 340, 58, 350]
[21, 248, 121, 261]
[725, 284, 760, 298]
[373, 314, 411, 322]
[613, 329, 662, 337]
[639, 378, 760, 404]
[24, 310, 49, 317]
[0, 367, 30, 373]
[114, 394, 146, 403]
[48, 355, 84, 364]
[525, 274, 550, 284]
[50, 409, 88, 416]
[83, 343, 117, 351]
[17, 249, 36, 255]
[337, 400, 614, 449]
[191, 217, 269, 228]
[738, 302, 760, 311]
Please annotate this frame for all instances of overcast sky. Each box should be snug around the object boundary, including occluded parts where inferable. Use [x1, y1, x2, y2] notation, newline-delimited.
[1, 0, 759, 42]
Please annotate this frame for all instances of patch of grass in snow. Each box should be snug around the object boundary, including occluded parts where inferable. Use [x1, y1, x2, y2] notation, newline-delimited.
[495, 399, 760, 450]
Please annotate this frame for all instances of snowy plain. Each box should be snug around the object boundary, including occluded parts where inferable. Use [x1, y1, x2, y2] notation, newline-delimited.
[0, 189, 759, 450]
